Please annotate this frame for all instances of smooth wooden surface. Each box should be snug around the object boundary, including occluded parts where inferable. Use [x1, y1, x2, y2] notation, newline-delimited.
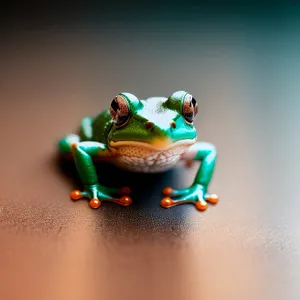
[0, 6, 300, 300]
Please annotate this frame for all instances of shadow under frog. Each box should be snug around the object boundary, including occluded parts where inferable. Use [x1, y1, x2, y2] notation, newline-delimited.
[56, 152, 198, 235]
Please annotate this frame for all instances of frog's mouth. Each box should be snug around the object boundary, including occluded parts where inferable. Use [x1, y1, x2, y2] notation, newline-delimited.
[109, 137, 196, 152]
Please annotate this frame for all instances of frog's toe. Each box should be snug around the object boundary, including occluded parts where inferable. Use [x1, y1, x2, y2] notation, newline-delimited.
[162, 187, 189, 197]
[160, 195, 208, 211]
[160, 197, 174, 208]
[89, 198, 101, 209]
[119, 186, 131, 196]
[195, 200, 208, 211]
[70, 190, 87, 200]
[96, 190, 133, 207]
[113, 196, 133, 207]
[162, 187, 173, 197]
[205, 193, 219, 204]
[70, 188, 102, 209]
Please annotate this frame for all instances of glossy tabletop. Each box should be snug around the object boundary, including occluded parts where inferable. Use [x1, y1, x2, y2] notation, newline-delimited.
[0, 4, 300, 300]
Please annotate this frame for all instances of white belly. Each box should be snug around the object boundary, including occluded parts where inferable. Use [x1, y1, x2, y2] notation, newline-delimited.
[112, 144, 190, 173]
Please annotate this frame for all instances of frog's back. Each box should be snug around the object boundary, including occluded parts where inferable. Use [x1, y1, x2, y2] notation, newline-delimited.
[141, 97, 168, 111]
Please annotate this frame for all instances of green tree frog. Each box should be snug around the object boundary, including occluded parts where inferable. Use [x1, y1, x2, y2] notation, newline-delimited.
[58, 91, 218, 211]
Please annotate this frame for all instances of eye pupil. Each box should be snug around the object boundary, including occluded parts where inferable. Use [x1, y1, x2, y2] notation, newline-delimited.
[192, 97, 196, 107]
[111, 99, 119, 112]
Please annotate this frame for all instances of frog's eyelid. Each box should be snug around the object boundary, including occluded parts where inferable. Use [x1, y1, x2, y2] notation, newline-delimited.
[119, 92, 144, 110]
[119, 93, 138, 103]
[182, 92, 189, 101]
[119, 93, 132, 102]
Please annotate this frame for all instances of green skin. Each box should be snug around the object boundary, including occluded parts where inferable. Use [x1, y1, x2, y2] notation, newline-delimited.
[58, 90, 218, 211]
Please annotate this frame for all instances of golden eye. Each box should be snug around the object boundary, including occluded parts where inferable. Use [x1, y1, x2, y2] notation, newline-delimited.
[182, 94, 198, 124]
[109, 95, 130, 127]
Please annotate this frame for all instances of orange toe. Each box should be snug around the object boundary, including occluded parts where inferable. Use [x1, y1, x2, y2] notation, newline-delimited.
[205, 194, 219, 204]
[119, 196, 132, 206]
[89, 198, 101, 209]
[119, 186, 131, 196]
[195, 200, 208, 211]
[162, 187, 173, 197]
[70, 190, 83, 200]
[160, 197, 173, 208]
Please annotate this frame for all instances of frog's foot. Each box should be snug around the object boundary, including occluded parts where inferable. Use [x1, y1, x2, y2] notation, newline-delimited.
[161, 184, 218, 211]
[70, 184, 132, 209]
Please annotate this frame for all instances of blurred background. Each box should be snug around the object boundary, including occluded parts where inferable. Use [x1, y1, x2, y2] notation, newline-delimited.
[0, 1, 300, 300]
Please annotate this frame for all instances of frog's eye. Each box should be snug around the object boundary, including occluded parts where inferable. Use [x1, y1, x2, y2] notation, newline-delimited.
[182, 94, 198, 124]
[110, 95, 130, 127]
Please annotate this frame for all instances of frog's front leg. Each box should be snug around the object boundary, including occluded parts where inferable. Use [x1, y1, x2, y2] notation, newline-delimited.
[161, 142, 218, 211]
[69, 141, 132, 209]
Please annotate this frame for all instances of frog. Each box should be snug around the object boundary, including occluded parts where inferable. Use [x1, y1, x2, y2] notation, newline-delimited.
[58, 90, 218, 211]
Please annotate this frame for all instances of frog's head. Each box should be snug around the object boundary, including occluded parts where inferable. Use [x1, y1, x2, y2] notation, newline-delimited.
[108, 91, 198, 152]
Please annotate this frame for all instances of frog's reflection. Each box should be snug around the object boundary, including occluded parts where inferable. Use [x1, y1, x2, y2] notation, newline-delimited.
[57, 155, 198, 238]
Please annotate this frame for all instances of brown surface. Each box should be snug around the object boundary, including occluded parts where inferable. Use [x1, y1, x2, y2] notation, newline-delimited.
[1, 10, 300, 300]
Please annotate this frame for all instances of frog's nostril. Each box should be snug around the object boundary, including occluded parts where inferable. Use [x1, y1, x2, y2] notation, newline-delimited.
[145, 122, 154, 130]
[170, 121, 176, 129]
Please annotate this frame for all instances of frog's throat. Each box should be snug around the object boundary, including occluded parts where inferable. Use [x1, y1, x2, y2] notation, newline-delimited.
[109, 137, 197, 152]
